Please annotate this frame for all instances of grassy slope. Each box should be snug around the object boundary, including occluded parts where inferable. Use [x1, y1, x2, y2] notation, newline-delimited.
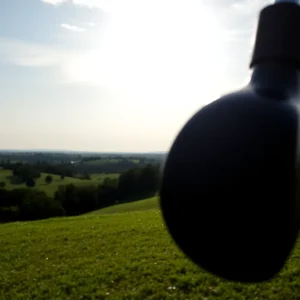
[87, 197, 159, 215]
[1, 210, 300, 299]
[0, 170, 119, 197]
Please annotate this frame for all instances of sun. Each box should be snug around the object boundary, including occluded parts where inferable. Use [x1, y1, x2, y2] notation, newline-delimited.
[64, 0, 227, 106]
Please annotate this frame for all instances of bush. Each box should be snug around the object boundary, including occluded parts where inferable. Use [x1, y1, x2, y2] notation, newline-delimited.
[9, 189, 32, 206]
[55, 184, 79, 215]
[0, 206, 20, 222]
[26, 177, 35, 187]
[12, 166, 40, 183]
[20, 192, 65, 221]
[0, 189, 10, 207]
[54, 165, 159, 216]
[117, 164, 159, 202]
[55, 184, 98, 215]
[75, 185, 98, 213]
[45, 175, 53, 184]
[0, 189, 65, 222]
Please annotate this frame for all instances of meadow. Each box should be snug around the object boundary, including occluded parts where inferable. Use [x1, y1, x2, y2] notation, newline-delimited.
[1, 198, 300, 299]
[87, 197, 159, 215]
[0, 169, 119, 197]
[85, 159, 140, 165]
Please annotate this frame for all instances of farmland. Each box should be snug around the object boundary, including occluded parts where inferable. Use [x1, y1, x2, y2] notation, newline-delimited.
[0, 169, 119, 197]
[1, 199, 300, 299]
[85, 159, 140, 165]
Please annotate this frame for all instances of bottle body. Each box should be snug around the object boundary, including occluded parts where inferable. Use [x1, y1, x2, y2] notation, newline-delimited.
[160, 62, 300, 282]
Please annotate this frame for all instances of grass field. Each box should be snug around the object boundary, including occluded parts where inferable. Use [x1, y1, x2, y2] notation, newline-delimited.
[0, 170, 119, 197]
[87, 197, 159, 215]
[85, 159, 139, 165]
[90, 173, 119, 182]
[2, 204, 300, 299]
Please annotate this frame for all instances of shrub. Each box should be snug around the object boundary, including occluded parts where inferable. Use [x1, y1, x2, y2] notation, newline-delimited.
[26, 177, 35, 187]
[20, 192, 65, 221]
[45, 175, 53, 184]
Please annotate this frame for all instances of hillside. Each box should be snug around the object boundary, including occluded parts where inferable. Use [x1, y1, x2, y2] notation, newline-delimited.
[87, 196, 159, 215]
[0, 169, 118, 197]
[1, 209, 300, 299]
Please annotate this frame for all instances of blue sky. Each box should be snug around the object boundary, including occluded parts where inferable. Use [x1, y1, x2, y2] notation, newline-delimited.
[0, 0, 272, 152]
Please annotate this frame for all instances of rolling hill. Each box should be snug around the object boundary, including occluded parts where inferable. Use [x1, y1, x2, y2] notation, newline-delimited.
[87, 196, 159, 215]
[1, 206, 300, 299]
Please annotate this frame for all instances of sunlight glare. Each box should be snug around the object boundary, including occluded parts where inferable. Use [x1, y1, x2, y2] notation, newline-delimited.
[64, 0, 228, 107]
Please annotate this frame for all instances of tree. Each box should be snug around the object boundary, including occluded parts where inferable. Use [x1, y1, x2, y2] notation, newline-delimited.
[98, 178, 118, 208]
[75, 185, 98, 213]
[9, 188, 32, 206]
[45, 175, 53, 184]
[56, 184, 79, 215]
[12, 165, 40, 183]
[19, 191, 65, 221]
[12, 168, 20, 177]
[26, 177, 35, 188]
[117, 164, 160, 202]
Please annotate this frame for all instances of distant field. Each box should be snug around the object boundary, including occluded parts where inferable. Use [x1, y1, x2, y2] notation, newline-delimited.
[90, 173, 119, 181]
[85, 159, 140, 165]
[1, 209, 300, 299]
[0, 170, 119, 197]
[87, 196, 159, 215]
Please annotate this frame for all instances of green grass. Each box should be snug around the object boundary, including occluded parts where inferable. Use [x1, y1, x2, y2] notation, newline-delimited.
[1, 210, 300, 299]
[85, 159, 139, 165]
[0, 170, 119, 197]
[90, 173, 119, 182]
[87, 197, 159, 215]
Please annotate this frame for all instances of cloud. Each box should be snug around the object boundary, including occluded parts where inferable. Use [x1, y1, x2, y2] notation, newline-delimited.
[9, 0, 276, 95]
[60, 23, 86, 33]
[41, 0, 273, 12]
[41, 0, 68, 5]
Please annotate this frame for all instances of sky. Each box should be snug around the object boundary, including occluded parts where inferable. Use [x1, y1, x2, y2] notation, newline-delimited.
[0, 0, 273, 152]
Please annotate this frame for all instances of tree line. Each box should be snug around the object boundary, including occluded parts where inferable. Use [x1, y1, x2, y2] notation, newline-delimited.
[2, 162, 74, 179]
[1, 157, 162, 180]
[0, 164, 160, 223]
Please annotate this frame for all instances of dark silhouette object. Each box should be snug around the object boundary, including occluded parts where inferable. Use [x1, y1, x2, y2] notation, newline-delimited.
[160, 2, 300, 283]
[45, 175, 53, 184]
[26, 177, 35, 188]
[60, 174, 65, 180]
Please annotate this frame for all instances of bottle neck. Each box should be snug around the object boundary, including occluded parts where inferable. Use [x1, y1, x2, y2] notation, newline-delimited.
[250, 62, 300, 100]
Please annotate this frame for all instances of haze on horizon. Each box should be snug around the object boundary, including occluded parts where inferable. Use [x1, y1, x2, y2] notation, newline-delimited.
[0, 0, 272, 152]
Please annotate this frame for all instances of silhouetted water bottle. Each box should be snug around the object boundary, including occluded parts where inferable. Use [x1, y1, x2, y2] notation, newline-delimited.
[160, 2, 300, 282]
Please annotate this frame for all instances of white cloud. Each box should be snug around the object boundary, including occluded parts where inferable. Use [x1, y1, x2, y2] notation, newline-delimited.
[10, 0, 275, 96]
[60, 23, 86, 33]
[41, 0, 68, 5]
